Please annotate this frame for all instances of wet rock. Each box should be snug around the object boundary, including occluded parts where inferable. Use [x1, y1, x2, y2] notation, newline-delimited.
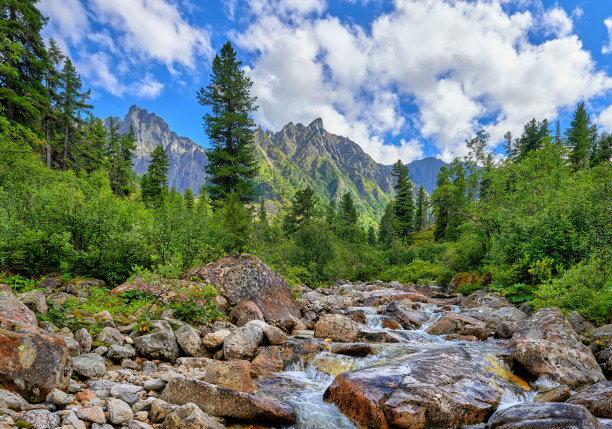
[19, 409, 60, 429]
[363, 290, 418, 307]
[181, 254, 300, 322]
[175, 325, 204, 357]
[150, 399, 180, 423]
[246, 320, 287, 345]
[425, 312, 487, 339]
[202, 329, 231, 350]
[494, 321, 516, 339]
[0, 389, 27, 410]
[485, 402, 600, 428]
[0, 328, 71, 401]
[45, 388, 74, 406]
[162, 403, 226, 429]
[512, 308, 604, 388]
[357, 327, 403, 343]
[324, 347, 529, 429]
[385, 302, 429, 329]
[96, 327, 123, 346]
[75, 328, 92, 354]
[134, 321, 180, 363]
[223, 324, 263, 360]
[72, 353, 106, 379]
[76, 406, 106, 424]
[161, 376, 296, 426]
[330, 342, 374, 357]
[64, 278, 106, 298]
[230, 301, 265, 327]
[107, 344, 136, 361]
[107, 398, 134, 424]
[534, 385, 571, 402]
[0, 290, 38, 328]
[314, 314, 360, 342]
[566, 381, 612, 418]
[17, 290, 48, 316]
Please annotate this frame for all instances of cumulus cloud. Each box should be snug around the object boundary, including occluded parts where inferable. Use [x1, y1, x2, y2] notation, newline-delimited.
[597, 104, 612, 132]
[236, 0, 611, 163]
[603, 17, 612, 54]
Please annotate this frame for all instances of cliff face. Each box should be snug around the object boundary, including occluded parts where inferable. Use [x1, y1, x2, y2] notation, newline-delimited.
[117, 106, 447, 220]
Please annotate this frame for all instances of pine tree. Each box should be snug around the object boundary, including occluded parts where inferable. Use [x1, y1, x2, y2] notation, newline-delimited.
[433, 166, 452, 241]
[197, 41, 258, 203]
[414, 185, 427, 232]
[566, 102, 592, 170]
[184, 189, 195, 211]
[145, 145, 170, 204]
[107, 119, 136, 196]
[0, 0, 49, 126]
[367, 226, 377, 246]
[391, 160, 414, 239]
[447, 161, 467, 241]
[590, 133, 612, 166]
[283, 186, 317, 235]
[219, 192, 251, 253]
[516, 118, 549, 161]
[325, 202, 336, 231]
[338, 192, 358, 226]
[258, 200, 268, 226]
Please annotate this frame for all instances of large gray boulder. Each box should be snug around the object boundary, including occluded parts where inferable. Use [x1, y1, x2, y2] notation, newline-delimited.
[485, 402, 600, 428]
[134, 321, 179, 363]
[162, 403, 225, 429]
[223, 324, 264, 360]
[566, 381, 612, 418]
[72, 353, 107, 379]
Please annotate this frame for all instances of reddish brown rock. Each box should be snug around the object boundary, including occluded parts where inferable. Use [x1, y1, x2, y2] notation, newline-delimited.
[486, 402, 600, 429]
[0, 291, 37, 329]
[425, 312, 486, 337]
[0, 328, 72, 401]
[176, 357, 255, 394]
[251, 339, 323, 376]
[314, 314, 360, 342]
[330, 342, 374, 357]
[363, 290, 418, 306]
[230, 301, 264, 327]
[181, 254, 300, 322]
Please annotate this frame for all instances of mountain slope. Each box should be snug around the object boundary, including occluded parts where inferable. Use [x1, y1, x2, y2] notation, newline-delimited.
[118, 106, 447, 220]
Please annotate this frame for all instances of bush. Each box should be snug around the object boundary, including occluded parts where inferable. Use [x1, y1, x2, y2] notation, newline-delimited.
[378, 260, 453, 287]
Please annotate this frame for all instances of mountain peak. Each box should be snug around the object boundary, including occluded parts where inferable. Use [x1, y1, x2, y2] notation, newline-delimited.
[308, 118, 324, 131]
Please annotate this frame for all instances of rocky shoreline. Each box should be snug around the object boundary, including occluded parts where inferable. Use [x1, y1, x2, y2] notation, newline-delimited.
[1, 255, 611, 429]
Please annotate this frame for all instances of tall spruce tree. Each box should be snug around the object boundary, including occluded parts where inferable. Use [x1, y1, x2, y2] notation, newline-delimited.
[414, 185, 427, 232]
[197, 41, 258, 203]
[391, 160, 414, 239]
[433, 166, 452, 241]
[283, 186, 316, 235]
[184, 188, 195, 211]
[566, 102, 592, 170]
[143, 145, 169, 204]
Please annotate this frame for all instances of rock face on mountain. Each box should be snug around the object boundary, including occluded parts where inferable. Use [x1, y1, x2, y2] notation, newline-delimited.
[116, 106, 447, 218]
[116, 105, 208, 194]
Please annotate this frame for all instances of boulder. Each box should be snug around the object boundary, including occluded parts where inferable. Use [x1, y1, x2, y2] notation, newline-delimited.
[0, 290, 38, 329]
[314, 314, 360, 342]
[566, 381, 612, 418]
[19, 409, 60, 429]
[590, 324, 612, 377]
[202, 330, 231, 350]
[38, 274, 62, 293]
[223, 324, 263, 360]
[161, 377, 296, 426]
[162, 403, 225, 429]
[246, 320, 287, 345]
[46, 388, 74, 405]
[251, 339, 323, 376]
[107, 398, 134, 424]
[485, 402, 600, 428]
[330, 342, 374, 357]
[72, 353, 106, 379]
[534, 385, 571, 402]
[512, 308, 604, 388]
[425, 312, 488, 340]
[324, 347, 530, 429]
[385, 302, 429, 329]
[96, 327, 123, 346]
[363, 290, 420, 306]
[175, 325, 204, 357]
[0, 389, 27, 410]
[0, 328, 71, 401]
[134, 321, 180, 363]
[181, 254, 300, 322]
[17, 290, 48, 315]
[176, 357, 254, 394]
[76, 406, 106, 424]
[150, 399, 180, 423]
[230, 301, 264, 327]
[64, 277, 106, 297]
[75, 328, 92, 354]
[107, 344, 136, 361]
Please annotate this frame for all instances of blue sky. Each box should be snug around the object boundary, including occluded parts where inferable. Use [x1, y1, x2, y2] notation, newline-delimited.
[39, 0, 612, 163]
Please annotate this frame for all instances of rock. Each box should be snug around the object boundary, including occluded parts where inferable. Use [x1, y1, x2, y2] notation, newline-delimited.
[45, 388, 74, 406]
[230, 301, 264, 327]
[0, 327, 71, 401]
[324, 347, 530, 429]
[107, 344, 136, 361]
[39, 274, 62, 293]
[566, 381, 612, 418]
[107, 398, 134, 424]
[130, 417, 152, 428]
[150, 399, 180, 423]
[0, 290, 38, 328]
[161, 376, 296, 426]
[181, 254, 300, 322]
[17, 290, 48, 315]
[590, 324, 612, 377]
[461, 289, 508, 309]
[91, 424, 113, 429]
[75, 328, 92, 354]
[175, 325, 204, 357]
[314, 314, 360, 342]
[72, 353, 106, 379]
[93, 311, 115, 327]
[134, 321, 180, 363]
[568, 311, 596, 338]
[223, 324, 264, 360]
[64, 278, 106, 298]
[119, 391, 139, 405]
[512, 308, 604, 388]
[162, 403, 225, 429]
[96, 327, 123, 346]
[0, 389, 27, 410]
[76, 406, 106, 424]
[330, 342, 374, 357]
[202, 330, 231, 350]
[63, 336, 82, 357]
[74, 389, 96, 403]
[178, 357, 254, 394]
[363, 290, 421, 306]
[385, 302, 429, 329]
[19, 409, 60, 429]
[534, 385, 571, 402]
[246, 320, 287, 345]
[485, 402, 600, 428]
[425, 312, 488, 339]
[110, 384, 143, 398]
[63, 411, 86, 429]
[519, 302, 535, 316]
[251, 338, 324, 376]
[494, 321, 516, 339]
[144, 379, 166, 391]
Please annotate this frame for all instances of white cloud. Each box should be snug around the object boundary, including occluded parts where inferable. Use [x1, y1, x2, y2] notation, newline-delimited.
[603, 17, 612, 54]
[597, 105, 612, 132]
[131, 74, 164, 98]
[236, 0, 612, 163]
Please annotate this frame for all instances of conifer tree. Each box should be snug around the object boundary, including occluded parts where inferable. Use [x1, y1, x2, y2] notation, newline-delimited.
[145, 145, 170, 204]
[447, 161, 467, 241]
[591, 134, 612, 166]
[197, 41, 258, 203]
[367, 226, 377, 246]
[414, 185, 427, 232]
[283, 186, 316, 235]
[433, 166, 452, 241]
[391, 160, 414, 239]
[258, 200, 268, 226]
[516, 118, 549, 161]
[184, 189, 195, 211]
[566, 102, 592, 170]
[338, 192, 358, 226]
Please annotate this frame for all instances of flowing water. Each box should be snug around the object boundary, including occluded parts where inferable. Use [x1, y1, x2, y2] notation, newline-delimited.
[255, 300, 538, 429]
